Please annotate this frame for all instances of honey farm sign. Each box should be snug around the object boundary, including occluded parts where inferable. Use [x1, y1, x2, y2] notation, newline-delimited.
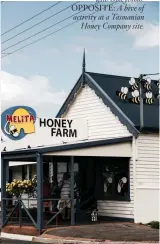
[39, 118, 88, 141]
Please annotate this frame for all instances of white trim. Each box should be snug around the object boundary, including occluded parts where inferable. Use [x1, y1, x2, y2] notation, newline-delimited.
[1, 232, 33, 241]
[132, 137, 136, 223]
[9, 162, 36, 167]
[44, 141, 132, 157]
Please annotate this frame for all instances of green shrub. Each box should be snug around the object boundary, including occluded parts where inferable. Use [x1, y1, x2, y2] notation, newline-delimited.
[148, 221, 159, 229]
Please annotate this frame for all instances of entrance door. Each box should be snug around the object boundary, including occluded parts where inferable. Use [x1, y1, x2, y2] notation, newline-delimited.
[78, 157, 97, 210]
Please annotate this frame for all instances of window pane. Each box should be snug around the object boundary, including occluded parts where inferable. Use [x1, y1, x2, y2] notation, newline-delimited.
[102, 159, 129, 200]
[58, 162, 67, 173]
[68, 162, 79, 173]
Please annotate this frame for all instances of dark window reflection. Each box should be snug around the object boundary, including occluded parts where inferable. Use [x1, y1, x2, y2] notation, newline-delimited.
[102, 159, 129, 200]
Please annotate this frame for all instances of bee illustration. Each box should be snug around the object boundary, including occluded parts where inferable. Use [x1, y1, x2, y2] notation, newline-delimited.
[129, 77, 138, 91]
[145, 92, 154, 104]
[142, 77, 152, 91]
[156, 92, 160, 99]
[117, 177, 127, 195]
[116, 87, 128, 100]
[129, 90, 140, 104]
[104, 176, 112, 193]
[9, 125, 19, 137]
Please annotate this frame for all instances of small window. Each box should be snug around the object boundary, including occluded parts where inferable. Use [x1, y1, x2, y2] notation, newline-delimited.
[58, 162, 67, 173]
[68, 162, 79, 173]
[22, 165, 32, 180]
[102, 158, 130, 201]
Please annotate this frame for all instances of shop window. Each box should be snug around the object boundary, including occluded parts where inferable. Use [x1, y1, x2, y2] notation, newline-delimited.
[102, 159, 130, 201]
[68, 162, 79, 173]
[57, 162, 79, 183]
[58, 162, 67, 173]
[22, 165, 32, 180]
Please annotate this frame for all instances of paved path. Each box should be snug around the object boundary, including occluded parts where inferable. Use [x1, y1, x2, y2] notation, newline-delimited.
[44, 222, 159, 242]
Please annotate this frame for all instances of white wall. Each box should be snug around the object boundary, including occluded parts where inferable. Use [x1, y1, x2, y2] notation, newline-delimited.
[135, 188, 159, 223]
[63, 84, 134, 220]
[135, 133, 160, 223]
[63, 85, 131, 140]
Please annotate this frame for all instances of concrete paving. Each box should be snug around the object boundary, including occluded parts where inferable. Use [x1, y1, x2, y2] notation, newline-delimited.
[43, 222, 159, 242]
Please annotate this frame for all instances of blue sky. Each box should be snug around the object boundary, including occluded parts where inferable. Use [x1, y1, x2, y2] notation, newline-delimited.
[1, 1, 159, 117]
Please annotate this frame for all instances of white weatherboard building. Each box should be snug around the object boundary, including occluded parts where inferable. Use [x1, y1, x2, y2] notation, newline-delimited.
[55, 75, 159, 224]
[1, 56, 159, 224]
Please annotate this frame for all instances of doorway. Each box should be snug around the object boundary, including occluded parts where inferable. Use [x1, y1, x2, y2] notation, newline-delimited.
[75, 157, 97, 222]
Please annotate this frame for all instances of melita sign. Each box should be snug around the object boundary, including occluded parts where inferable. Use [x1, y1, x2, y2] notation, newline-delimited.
[1, 106, 88, 141]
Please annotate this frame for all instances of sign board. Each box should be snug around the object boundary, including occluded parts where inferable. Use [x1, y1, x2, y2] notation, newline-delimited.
[1, 106, 88, 151]
[1, 106, 88, 142]
[38, 118, 87, 140]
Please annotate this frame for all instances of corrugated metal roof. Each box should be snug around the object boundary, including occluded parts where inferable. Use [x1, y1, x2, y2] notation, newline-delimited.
[87, 72, 159, 130]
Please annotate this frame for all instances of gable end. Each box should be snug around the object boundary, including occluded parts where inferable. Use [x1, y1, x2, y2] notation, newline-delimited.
[56, 72, 139, 138]
[85, 73, 139, 138]
[56, 74, 83, 118]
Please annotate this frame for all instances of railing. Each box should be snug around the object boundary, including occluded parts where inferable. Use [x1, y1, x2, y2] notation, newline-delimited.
[2, 190, 96, 230]
[2, 197, 73, 230]
[3, 197, 37, 228]
[43, 198, 72, 227]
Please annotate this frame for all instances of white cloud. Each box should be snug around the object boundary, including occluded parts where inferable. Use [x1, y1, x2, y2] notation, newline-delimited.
[129, 22, 159, 49]
[1, 71, 67, 117]
[100, 60, 140, 77]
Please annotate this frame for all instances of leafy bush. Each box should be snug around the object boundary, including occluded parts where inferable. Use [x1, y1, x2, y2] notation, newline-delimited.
[148, 221, 159, 229]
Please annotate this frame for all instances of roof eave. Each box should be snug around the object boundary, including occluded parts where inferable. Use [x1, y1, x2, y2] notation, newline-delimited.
[56, 74, 83, 118]
[1, 136, 133, 159]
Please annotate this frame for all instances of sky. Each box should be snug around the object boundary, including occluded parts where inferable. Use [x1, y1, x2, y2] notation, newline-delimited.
[1, 1, 159, 118]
